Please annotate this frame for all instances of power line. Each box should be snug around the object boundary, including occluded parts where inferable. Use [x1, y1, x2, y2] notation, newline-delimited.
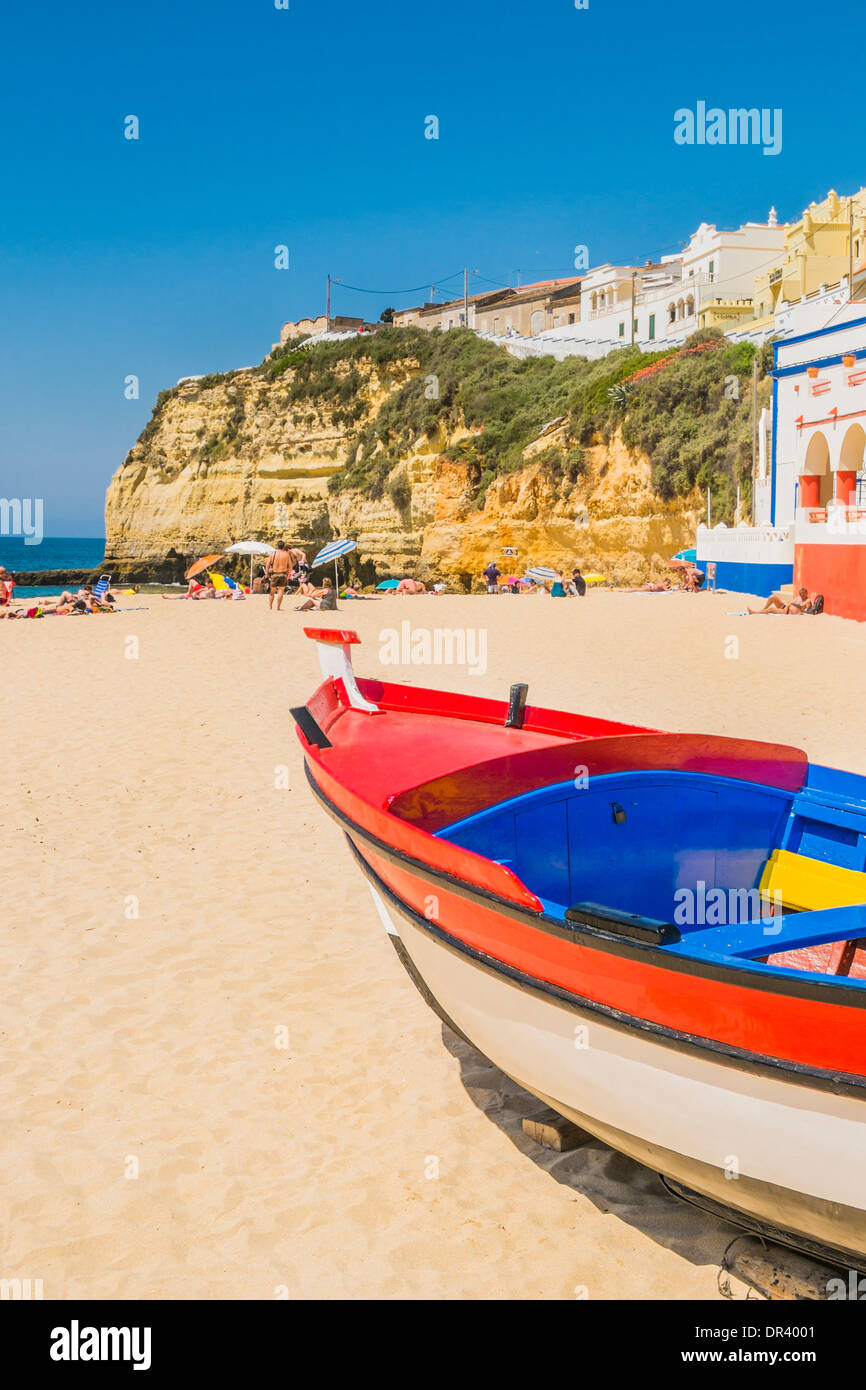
[331, 271, 464, 297]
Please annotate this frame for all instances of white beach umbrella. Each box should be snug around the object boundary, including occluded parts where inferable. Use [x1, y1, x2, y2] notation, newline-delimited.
[525, 565, 557, 583]
[312, 537, 358, 589]
[225, 540, 277, 587]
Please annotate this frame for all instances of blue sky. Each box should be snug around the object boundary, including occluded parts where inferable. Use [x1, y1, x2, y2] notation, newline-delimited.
[0, 0, 858, 535]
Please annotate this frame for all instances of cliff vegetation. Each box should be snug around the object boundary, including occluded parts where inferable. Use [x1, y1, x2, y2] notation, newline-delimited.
[105, 327, 770, 586]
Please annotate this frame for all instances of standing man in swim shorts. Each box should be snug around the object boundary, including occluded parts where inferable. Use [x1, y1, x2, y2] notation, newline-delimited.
[266, 540, 292, 611]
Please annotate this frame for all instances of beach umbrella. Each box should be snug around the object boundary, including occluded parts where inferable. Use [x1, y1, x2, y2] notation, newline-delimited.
[185, 554, 223, 580]
[672, 548, 697, 563]
[376, 578, 401, 590]
[225, 539, 277, 587]
[312, 537, 358, 588]
[582, 573, 608, 586]
[525, 565, 557, 583]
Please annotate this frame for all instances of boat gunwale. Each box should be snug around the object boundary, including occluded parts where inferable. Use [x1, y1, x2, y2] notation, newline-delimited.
[303, 758, 866, 1010]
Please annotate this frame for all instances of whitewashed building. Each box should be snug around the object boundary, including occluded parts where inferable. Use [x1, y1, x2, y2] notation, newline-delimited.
[699, 298, 866, 617]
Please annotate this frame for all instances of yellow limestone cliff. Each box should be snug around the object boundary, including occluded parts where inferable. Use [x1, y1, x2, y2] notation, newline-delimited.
[105, 358, 699, 586]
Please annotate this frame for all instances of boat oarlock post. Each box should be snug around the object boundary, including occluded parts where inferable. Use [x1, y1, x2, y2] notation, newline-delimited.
[302, 627, 379, 713]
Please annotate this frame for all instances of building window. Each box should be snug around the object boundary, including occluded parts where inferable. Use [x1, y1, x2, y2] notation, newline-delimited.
[568, 313, 575, 324]
[708, 260, 715, 281]
[493, 318, 499, 334]
[633, 318, 638, 334]
[618, 322, 624, 337]
[648, 314, 656, 340]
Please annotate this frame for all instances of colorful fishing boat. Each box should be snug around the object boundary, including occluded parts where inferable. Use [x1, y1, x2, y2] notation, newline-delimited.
[294, 627, 866, 1267]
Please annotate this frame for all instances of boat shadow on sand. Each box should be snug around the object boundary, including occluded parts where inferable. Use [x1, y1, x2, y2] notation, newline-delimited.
[442, 1023, 747, 1281]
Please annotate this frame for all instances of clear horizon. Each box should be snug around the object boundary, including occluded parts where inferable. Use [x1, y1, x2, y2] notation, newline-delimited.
[1, 0, 857, 535]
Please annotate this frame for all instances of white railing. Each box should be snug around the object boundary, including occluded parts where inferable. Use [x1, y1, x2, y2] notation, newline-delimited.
[696, 522, 795, 563]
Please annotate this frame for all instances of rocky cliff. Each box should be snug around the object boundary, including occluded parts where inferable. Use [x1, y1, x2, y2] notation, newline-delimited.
[105, 343, 702, 587]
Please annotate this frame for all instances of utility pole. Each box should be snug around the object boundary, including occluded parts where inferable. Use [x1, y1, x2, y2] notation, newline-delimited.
[850, 197, 855, 302]
[463, 268, 469, 328]
[630, 271, 637, 345]
[429, 285, 434, 303]
[326, 274, 331, 330]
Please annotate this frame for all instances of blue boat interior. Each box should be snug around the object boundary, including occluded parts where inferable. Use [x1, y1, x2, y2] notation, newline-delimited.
[434, 765, 866, 982]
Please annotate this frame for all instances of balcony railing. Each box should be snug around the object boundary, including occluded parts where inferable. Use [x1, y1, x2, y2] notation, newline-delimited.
[588, 304, 627, 320]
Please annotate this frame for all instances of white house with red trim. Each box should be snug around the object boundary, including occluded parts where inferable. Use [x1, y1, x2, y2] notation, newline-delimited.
[772, 307, 866, 619]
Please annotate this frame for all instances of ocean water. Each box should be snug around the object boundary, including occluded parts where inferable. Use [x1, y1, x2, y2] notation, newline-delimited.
[1, 537, 106, 598]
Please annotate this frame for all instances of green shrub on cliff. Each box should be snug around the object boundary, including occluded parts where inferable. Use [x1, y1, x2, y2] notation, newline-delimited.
[138, 388, 175, 448]
[387, 467, 412, 514]
[323, 327, 768, 522]
[328, 329, 668, 499]
[620, 335, 768, 517]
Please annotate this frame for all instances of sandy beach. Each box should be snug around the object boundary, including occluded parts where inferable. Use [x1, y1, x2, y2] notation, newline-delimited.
[2, 589, 863, 1300]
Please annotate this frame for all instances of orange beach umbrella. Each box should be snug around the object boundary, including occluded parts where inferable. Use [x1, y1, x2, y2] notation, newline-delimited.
[185, 554, 224, 580]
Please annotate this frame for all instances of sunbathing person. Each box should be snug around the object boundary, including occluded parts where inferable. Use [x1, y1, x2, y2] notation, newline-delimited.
[621, 580, 673, 593]
[73, 583, 113, 610]
[1, 605, 42, 619]
[294, 577, 338, 612]
[396, 577, 427, 594]
[748, 587, 817, 615]
[162, 580, 217, 601]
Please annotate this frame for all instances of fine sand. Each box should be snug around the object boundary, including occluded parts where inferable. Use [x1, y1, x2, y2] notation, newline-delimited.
[2, 589, 862, 1300]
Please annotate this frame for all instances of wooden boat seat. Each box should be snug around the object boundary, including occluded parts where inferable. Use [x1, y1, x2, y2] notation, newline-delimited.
[760, 849, 866, 977]
[760, 848, 866, 913]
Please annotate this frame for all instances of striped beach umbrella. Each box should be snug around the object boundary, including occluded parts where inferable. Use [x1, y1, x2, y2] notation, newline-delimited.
[312, 537, 358, 587]
[524, 565, 557, 583]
